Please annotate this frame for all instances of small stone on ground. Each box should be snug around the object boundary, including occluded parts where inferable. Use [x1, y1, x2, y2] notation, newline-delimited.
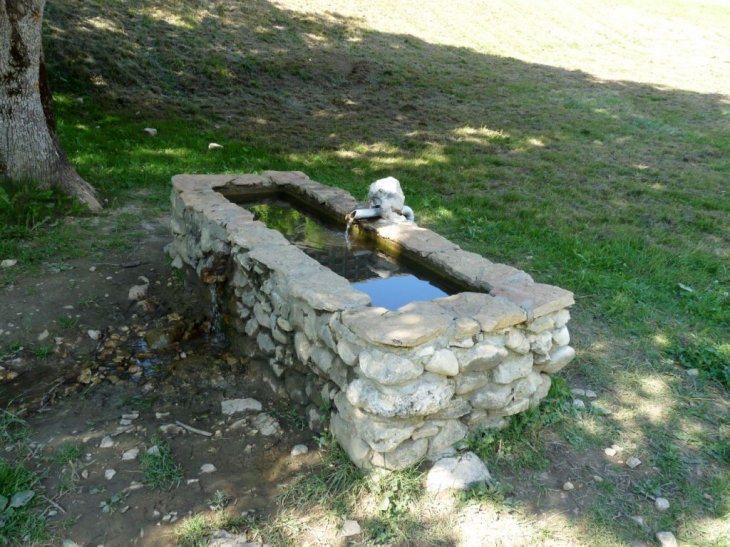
[99, 436, 114, 448]
[290, 444, 308, 457]
[626, 456, 642, 469]
[200, 463, 217, 473]
[341, 520, 361, 537]
[656, 531, 677, 547]
[426, 451, 491, 493]
[655, 497, 670, 511]
[221, 398, 262, 415]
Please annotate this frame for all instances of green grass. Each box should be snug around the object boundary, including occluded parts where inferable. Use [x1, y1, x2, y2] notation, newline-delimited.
[0, 0, 724, 545]
[140, 434, 184, 490]
[50, 443, 83, 467]
[0, 461, 49, 546]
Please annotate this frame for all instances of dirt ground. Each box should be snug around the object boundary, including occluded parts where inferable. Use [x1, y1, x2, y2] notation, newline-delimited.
[1, 214, 320, 547]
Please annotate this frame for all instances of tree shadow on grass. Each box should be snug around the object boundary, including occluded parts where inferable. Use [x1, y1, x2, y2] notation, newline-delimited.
[43, 1, 730, 544]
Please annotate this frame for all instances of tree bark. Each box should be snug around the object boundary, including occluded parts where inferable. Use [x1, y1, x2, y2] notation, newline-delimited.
[0, 0, 101, 211]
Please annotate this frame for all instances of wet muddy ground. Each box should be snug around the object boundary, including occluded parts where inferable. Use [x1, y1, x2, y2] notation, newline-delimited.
[1, 216, 317, 546]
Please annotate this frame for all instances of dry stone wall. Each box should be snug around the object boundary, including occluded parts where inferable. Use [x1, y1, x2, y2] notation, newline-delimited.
[168, 172, 576, 470]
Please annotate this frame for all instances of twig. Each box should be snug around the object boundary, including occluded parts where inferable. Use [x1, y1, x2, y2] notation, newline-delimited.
[175, 421, 212, 437]
[39, 378, 65, 408]
[41, 496, 66, 514]
[111, 426, 135, 437]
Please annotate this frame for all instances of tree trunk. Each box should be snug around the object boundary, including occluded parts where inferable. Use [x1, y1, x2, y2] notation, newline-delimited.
[0, 0, 101, 212]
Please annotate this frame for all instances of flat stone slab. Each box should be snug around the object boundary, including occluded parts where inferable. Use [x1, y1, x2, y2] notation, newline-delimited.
[341, 308, 452, 347]
[490, 282, 575, 319]
[434, 293, 527, 331]
[373, 223, 459, 257]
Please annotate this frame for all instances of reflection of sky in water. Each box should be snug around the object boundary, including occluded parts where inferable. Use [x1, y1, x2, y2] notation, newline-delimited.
[352, 274, 447, 311]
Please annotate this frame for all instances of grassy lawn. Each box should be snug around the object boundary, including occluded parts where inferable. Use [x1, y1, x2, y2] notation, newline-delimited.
[1, 0, 728, 545]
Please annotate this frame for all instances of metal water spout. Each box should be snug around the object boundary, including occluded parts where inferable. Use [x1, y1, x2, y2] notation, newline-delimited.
[347, 206, 382, 221]
[347, 177, 416, 224]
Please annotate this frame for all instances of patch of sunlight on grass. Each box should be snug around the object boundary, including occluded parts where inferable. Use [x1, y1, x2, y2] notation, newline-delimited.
[142, 8, 197, 29]
[452, 126, 510, 143]
[653, 333, 669, 348]
[85, 16, 123, 33]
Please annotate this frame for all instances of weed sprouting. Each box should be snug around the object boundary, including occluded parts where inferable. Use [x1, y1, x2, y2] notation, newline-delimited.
[51, 443, 83, 466]
[669, 339, 730, 389]
[141, 434, 184, 490]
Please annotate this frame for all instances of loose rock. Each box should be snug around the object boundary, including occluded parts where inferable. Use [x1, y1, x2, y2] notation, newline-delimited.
[37, 330, 49, 341]
[0, 259, 18, 268]
[426, 451, 491, 493]
[290, 444, 308, 457]
[604, 447, 617, 457]
[656, 531, 677, 547]
[200, 463, 217, 473]
[99, 436, 114, 448]
[341, 520, 362, 537]
[626, 456, 642, 469]
[88, 330, 102, 340]
[562, 481, 575, 491]
[122, 448, 139, 461]
[655, 497, 670, 512]
[105, 469, 116, 480]
[221, 398, 262, 415]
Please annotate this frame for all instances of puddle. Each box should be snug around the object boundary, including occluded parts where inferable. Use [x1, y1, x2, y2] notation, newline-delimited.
[247, 201, 450, 310]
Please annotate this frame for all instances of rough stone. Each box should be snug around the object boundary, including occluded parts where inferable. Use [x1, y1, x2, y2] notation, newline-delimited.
[336, 339, 358, 366]
[346, 373, 454, 418]
[434, 293, 526, 331]
[294, 331, 312, 364]
[251, 413, 281, 436]
[200, 464, 216, 473]
[342, 308, 451, 348]
[537, 345, 575, 374]
[291, 444, 309, 457]
[460, 343, 508, 372]
[221, 398, 261, 416]
[99, 436, 114, 448]
[492, 353, 533, 384]
[505, 328, 530, 354]
[489, 282, 575, 319]
[626, 456, 642, 469]
[371, 438, 428, 470]
[426, 452, 492, 493]
[427, 420, 468, 456]
[330, 413, 371, 468]
[655, 497, 670, 512]
[256, 332, 276, 354]
[359, 348, 424, 386]
[341, 520, 362, 537]
[454, 373, 491, 396]
[411, 423, 441, 440]
[469, 384, 513, 410]
[529, 331, 553, 355]
[552, 326, 570, 346]
[122, 448, 139, 461]
[425, 349, 459, 376]
[454, 318, 480, 339]
[656, 531, 677, 547]
[431, 398, 472, 420]
[284, 371, 309, 406]
[554, 309, 571, 328]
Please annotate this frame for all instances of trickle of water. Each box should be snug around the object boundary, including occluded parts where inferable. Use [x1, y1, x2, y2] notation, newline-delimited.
[345, 218, 354, 250]
[208, 284, 228, 348]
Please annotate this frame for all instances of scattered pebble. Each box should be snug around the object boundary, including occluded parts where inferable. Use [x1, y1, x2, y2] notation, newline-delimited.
[122, 448, 140, 461]
[146, 445, 161, 456]
[37, 329, 49, 341]
[88, 330, 102, 340]
[592, 475, 603, 483]
[143, 128, 158, 136]
[99, 436, 114, 448]
[81, 470, 89, 479]
[89, 266, 97, 272]
[200, 463, 217, 473]
[655, 497, 670, 512]
[125, 481, 144, 491]
[122, 412, 139, 420]
[208, 143, 224, 150]
[584, 390, 597, 398]
[611, 444, 623, 452]
[572, 399, 585, 410]
[155, 412, 170, 419]
[221, 398, 262, 415]
[48, 510, 58, 517]
[630, 516, 647, 528]
[159, 424, 185, 435]
[562, 481, 575, 491]
[341, 520, 362, 537]
[1, 259, 18, 268]
[187, 479, 199, 485]
[105, 469, 116, 480]
[291, 444, 309, 457]
[604, 447, 617, 457]
[703, 493, 714, 502]
[685, 368, 699, 377]
[626, 456, 642, 469]
[656, 531, 678, 547]
[570, 388, 585, 397]
[62, 540, 80, 547]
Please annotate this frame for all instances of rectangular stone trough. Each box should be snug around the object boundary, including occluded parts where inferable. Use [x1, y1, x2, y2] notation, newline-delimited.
[168, 171, 576, 470]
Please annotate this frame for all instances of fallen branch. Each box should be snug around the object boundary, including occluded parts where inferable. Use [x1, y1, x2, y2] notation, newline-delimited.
[175, 421, 212, 437]
[41, 496, 66, 514]
[111, 426, 135, 437]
